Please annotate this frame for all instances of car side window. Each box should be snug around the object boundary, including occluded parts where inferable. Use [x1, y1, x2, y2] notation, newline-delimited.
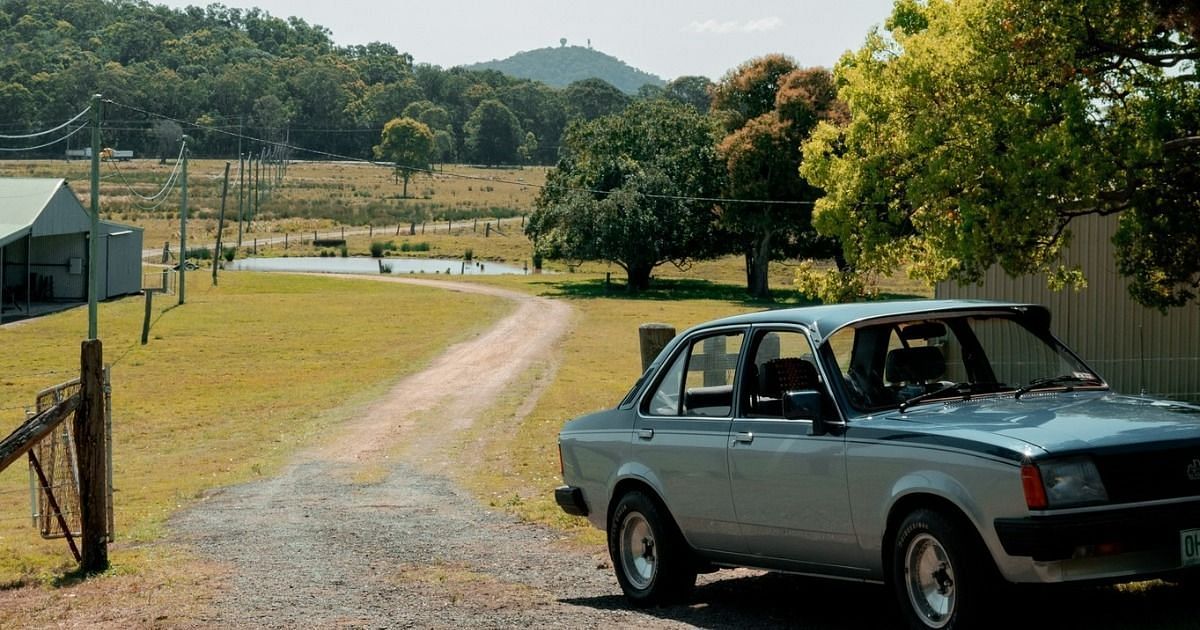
[644, 331, 743, 417]
[742, 330, 822, 418]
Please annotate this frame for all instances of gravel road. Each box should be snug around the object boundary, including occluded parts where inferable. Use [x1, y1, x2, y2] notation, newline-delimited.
[169, 277, 891, 629]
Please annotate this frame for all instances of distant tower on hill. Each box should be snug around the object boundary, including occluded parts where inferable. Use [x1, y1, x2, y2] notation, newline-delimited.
[560, 37, 567, 47]
[587, 38, 592, 48]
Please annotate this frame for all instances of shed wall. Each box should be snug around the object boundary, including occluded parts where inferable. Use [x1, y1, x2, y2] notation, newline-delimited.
[32, 233, 88, 300]
[31, 187, 91, 237]
[100, 225, 143, 298]
[935, 213, 1200, 402]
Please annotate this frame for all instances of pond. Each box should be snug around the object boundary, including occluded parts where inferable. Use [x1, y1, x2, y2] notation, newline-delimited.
[227, 257, 529, 276]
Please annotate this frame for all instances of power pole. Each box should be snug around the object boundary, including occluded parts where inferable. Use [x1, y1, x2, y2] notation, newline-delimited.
[237, 151, 245, 248]
[237, 115, 244, 248]
[178, 136, 190, 305]
[87, 94, 102, 340]
[213, 161, 230, 286]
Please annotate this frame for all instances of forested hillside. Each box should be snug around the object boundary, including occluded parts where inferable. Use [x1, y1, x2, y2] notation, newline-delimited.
[0, 0, 638, 163]
[465, 44, 664, 94]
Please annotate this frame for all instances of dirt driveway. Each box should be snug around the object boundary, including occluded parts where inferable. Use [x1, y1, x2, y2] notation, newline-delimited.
[170, 277, 808, 628]
[168, 277, 1196, 629]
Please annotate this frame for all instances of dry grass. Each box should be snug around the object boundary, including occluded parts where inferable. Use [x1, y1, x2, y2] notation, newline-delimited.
[0, 159, 545, 249]
[0, 271, 509, 585]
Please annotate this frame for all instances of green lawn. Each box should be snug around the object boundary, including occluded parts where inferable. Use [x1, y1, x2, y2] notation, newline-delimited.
[0, 271, 510, 585]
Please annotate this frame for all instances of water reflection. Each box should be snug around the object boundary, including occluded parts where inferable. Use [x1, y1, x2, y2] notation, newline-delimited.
[227, 257, 527, 276]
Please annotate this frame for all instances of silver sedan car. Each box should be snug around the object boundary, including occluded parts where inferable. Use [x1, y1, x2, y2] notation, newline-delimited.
[554, 300, 1200, 629]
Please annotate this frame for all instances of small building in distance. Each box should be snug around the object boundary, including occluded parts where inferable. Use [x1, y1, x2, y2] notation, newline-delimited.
[1, 178, 143, 324]
[936, 213, 1200, 403]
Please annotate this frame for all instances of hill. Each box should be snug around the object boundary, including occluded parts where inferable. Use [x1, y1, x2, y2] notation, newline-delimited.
[465, 45, 664, 94]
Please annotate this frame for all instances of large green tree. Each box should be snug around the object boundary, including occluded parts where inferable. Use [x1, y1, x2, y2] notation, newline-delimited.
[561, 77, 631, 120]
[373, 117, 434, 198]
[802, 0, 1200, 309]
[714, 57, 846, 298]
[464, 99, 523, 165]
[526, 100, 724, 291]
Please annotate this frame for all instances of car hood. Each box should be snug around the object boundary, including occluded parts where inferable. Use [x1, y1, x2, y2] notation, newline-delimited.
[886, 392, 1200, 455]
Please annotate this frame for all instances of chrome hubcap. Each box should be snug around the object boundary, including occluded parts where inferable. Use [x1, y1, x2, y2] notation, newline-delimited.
[620, 512, 656, 590]
[905, 533, 956, 628]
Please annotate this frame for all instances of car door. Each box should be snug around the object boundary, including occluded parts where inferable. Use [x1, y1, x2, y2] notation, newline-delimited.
[728, 326, 864, 574]
[634, 326, 745, 553]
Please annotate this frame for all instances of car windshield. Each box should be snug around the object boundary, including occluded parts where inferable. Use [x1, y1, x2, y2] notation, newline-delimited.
[824, 313, 1104, 412]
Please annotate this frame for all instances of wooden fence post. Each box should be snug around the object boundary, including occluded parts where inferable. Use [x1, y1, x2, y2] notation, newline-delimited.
[76, 339, 108, 573]
[639, 324, 676, 372]
[141, 290, 153, 345]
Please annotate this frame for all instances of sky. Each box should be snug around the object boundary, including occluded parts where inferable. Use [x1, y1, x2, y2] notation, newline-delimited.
[153, 0, 898, 80]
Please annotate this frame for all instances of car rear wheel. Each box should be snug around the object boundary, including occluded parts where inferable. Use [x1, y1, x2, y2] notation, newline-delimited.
[608, 490, 696, 606]
[892, 509, 992, 630]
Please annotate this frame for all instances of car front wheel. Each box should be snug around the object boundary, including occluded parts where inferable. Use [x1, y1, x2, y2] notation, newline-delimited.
[608, 490, 696, 606]
[892, 508, 991, 630]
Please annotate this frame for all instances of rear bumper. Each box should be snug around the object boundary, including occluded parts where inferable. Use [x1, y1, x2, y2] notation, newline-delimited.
[555, 485, 589, 517]
[995, 499, 1200, 562]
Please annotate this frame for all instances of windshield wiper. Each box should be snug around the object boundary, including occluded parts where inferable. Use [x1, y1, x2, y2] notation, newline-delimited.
[1014, 375, 1102, 399]
[899, 382, 973, 412]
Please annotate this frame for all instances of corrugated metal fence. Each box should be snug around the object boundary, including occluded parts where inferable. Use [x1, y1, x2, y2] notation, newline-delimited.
[936, 213, 1200, 403]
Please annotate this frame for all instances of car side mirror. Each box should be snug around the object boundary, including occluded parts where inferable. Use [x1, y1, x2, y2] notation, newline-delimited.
[783, 390, 825, 434]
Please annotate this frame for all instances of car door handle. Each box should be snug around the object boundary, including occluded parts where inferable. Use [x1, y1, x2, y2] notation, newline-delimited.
[734, 432, 754, 444]
[637, 428, 654, 440]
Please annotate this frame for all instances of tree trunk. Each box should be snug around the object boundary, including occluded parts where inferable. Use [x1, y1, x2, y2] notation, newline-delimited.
[746, 232, 773, 299]
[401, 170, 410, 198]
[626, 265, 653, 292]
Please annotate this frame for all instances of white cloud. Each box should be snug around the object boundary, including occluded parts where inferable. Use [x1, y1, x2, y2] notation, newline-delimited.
[684, 16, 783, 35]
[742, 16, 783, 32]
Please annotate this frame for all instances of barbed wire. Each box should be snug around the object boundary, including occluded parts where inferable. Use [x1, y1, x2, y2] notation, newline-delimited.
[102, 99, 821, 207]
[0, 124, 89, 153]
[0, 106, 91, 140]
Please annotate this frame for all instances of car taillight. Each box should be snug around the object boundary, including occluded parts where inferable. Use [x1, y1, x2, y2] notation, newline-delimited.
[1022, 463, 1047, 509]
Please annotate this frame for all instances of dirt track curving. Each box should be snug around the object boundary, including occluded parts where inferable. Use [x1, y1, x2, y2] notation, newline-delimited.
[168, 277, 897, 629]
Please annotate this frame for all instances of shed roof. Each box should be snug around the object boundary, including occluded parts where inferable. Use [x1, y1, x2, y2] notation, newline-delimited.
[0, 178, 76, 249]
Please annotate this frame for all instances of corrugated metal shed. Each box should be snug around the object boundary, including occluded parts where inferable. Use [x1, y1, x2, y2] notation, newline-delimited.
[1, 178, 143, 323]
[99, 220, 144, 298]
[0, 178, 91, 248]
[935, 213, 1200, 402]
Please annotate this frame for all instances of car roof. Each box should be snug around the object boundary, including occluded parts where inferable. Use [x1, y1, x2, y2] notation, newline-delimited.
[694, 299, 1047, 343]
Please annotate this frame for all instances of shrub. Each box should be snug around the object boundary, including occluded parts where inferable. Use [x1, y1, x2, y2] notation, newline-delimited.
[186, 247, 212, 260]
[370, 241, 385, 257]
[339, 244, 349, 258]
[464, 248, 473, 261]
[793, 261, 875, 304]
[222, 246, 236, 262]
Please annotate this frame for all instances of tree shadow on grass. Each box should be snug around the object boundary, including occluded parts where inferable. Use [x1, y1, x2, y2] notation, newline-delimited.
[533, 277, 928, 307]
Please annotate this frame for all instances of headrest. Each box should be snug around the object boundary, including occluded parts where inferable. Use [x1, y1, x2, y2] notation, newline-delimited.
[885, 346, 945, 383]
[760, 358, 819, 398]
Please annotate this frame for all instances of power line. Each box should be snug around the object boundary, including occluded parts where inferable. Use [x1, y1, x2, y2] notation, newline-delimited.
[103, 99, 820, 207]
[106, 143, 187, 209]
[0, 106, 91, 140]
[0, 124, 89, 153]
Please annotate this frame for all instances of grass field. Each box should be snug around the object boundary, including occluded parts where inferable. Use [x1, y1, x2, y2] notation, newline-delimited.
[0, 272, 509, 586]
[0, 159, 546, 252]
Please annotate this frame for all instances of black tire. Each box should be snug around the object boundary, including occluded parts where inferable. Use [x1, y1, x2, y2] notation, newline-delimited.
[607, 490, 697, 606]
[890, 509, 994, 630]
